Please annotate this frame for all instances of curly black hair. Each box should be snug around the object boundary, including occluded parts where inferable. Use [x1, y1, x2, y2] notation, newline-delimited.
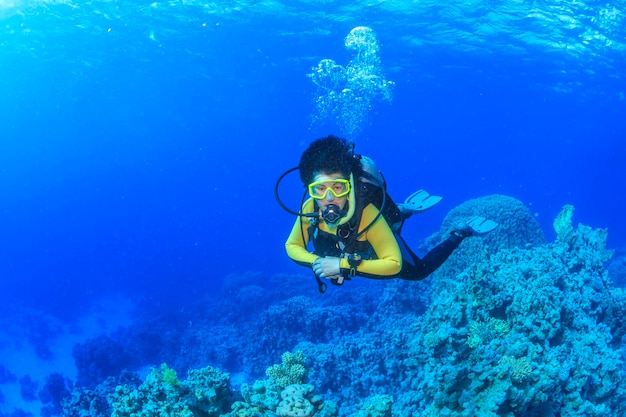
[299, 135, 359, 185]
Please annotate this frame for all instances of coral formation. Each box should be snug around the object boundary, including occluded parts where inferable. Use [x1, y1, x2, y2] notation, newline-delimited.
[257, 295, 369, 357]
[353, 395, 393, 417]
[59, 195, 626, 417]
[423, 194, 546, 279]
[402, 204, 625, 415]
[39, 373, 72, 417]
[275, 384, 319, 417]
[466, 318, 510, 348]
[236, 378, 283, 412]
[608, 249, 626, 286]
[276, 385, 315, 417]
[498, 355, 532, 383]
[553, 204, 575, 241]
[266, 351, 308, 390]
[225, 353, 337, 417]
[72, 335, 134, 389]
[109, 364, 230, 417]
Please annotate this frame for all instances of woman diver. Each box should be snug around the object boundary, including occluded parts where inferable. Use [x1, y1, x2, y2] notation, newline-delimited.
[277, 135, 497, 292]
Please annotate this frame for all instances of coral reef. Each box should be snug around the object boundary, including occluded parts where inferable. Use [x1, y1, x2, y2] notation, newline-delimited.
[553, 204, 575, 241]
[276, 384, 317, 417]
[63, 382, 114, 417]
[236, 378, 282, 412]
[266, 351, 308, 390]
[423, 194, 546, 279]
[220, 353, 337, 417]
[109, 364, 231, 417]
[58, 195, 626, 417]
[62, 371, 140, 417]
[227, 381, 337, 417]
[72, 335, 135, 389]
[256, 295, 369, 357]
[353, 395, 393, 417]
[466, 318, 510, 348]
[64, 351, 334, 417]
[607, 248, 626, 287]
[400, 205, 626, 415]
[275, 384, 336, 417]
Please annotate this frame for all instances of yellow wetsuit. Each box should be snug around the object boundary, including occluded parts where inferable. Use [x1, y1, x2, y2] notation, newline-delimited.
[285, 199, 402, 278]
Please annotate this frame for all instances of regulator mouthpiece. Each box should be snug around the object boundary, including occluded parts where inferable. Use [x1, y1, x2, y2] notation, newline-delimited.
[322, 204, 343, 224]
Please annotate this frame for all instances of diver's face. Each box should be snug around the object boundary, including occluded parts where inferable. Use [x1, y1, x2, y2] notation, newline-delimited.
[310, 172, 349, 211]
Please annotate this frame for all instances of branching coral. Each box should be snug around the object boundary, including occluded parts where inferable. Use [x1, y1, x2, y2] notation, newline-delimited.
[226, 352, 336, 417]
[266, 351, 308, 390]
[467, 318, 511, 348]
[499, 356, 532, 383]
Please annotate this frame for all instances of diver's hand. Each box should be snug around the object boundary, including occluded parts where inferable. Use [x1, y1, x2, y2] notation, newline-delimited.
[312, 256, 341, 279]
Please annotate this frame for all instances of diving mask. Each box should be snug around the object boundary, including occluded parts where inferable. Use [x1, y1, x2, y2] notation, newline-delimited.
[307, 178, 351, 200]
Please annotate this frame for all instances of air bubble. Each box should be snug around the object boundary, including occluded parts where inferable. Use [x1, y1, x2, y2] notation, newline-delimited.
[308, 26, 394, 138]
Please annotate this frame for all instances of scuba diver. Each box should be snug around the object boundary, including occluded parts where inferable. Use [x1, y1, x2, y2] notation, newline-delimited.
[276, 135, 498, 293]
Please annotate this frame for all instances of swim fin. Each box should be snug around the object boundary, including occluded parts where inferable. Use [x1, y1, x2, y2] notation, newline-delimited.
[465, 216, 498, 236]
[399, 189, 443, 215]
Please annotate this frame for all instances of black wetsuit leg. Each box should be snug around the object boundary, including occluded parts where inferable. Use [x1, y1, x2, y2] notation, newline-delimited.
[396, 232, 465, 281]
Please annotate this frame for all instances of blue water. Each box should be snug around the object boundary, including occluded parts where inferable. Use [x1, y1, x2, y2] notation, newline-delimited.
[0, 0, 625, 415]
